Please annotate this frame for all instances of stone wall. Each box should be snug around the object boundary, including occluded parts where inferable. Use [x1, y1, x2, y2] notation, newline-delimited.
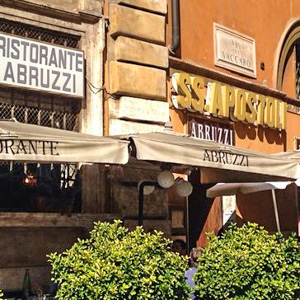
[106, 0, 171, 234]
[0, 0, 107, 292]
[107, 0, 169, 135]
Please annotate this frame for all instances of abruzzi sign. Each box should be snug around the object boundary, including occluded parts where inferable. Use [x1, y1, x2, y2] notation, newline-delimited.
[189, 117, 234, 146]
[0, 32, 84, 98]
[172, 72, 287, 130]
[203, 149, 249, 167]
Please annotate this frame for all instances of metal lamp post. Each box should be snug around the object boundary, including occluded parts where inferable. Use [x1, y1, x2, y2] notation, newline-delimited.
[138, 181, 158, 226]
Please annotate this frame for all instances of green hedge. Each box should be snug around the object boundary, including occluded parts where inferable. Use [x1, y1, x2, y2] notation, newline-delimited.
[48, 220, 190, 300]
[194, 223, 300, 300]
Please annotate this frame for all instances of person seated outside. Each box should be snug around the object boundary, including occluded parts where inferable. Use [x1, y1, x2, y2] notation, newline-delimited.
[185, 247, 203, 300]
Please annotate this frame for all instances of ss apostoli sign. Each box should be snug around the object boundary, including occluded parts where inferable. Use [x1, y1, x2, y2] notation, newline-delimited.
[0, 32, 84, 98]
[172, 72, 287, 130]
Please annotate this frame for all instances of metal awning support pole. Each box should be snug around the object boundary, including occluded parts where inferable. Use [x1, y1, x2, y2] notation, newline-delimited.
[271, 189, 281, 232]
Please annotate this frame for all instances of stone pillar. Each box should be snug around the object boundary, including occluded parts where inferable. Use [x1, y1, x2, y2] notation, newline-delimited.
[107, 0, 169, 135]
[106, 0, 171, 234]
[79, 12, 105, 136]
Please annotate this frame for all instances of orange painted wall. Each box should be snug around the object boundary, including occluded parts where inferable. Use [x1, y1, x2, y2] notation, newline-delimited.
[236, 184, 298, 233]
[167, 0, 300, 236]
[167, 0, 300, 153]
[167, 0, 300, 89]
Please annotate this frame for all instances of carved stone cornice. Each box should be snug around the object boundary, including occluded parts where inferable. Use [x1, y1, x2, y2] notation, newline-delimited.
[0, 0, 102, 24]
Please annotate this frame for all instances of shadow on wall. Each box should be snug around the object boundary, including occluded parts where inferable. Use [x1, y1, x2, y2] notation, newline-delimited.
[236, 185, 298, 233]
[235, 122, 286, 150]
[189, 170, 220, 249]
[0, 227, 87, 291]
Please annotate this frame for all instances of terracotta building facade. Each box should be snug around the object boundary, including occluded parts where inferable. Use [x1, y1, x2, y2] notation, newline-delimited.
[2, 0, 300, 295]
[165, 0, 300, 248]
[104, 0, 300, 250]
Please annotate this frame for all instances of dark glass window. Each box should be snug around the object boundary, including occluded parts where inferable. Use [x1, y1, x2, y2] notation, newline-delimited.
[0, 163, 81, 212]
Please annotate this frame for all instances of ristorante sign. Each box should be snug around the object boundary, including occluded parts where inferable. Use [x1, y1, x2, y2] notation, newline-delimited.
[0, 139, 59, 156]
[0, 32, 84, 98]
[172, 72, 287, 130]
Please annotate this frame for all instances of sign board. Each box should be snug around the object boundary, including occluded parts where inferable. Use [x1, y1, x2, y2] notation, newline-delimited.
[214, 23, 256, 78]
[0, 32, 84, 98]
[222, 195, 236, 227]
[172, 72, 287, 130]
[188, 116, 235, 146]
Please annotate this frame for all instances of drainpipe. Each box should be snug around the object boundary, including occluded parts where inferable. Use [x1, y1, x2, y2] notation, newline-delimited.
[169, 0, 180, 54]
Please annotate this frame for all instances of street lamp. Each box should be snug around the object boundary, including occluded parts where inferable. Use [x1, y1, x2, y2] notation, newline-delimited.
[138, 171, 193, 226]
[138, 181, 158, 226]
[175, 178, 193, 197]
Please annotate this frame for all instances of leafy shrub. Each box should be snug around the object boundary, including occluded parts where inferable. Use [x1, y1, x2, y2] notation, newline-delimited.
[194, 222, 300, 300]
[0, 289, 3, 300]
[48, 220, 190, 300]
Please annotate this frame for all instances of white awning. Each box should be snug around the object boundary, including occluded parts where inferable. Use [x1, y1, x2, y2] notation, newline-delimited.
[206, 181, 292, 232]
[206, 182, 291, 198]
[271, 150, 300, 185]
[128, 132, 299, 182]
[0, 120, 129, 164]
[272, 150, 300, 161]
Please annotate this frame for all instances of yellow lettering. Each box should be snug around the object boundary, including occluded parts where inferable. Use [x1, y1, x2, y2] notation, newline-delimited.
[256, 94, 266, 126]
[221, 85, 235, 118]
[245, 92, 257, 124]
[234, 89, 246, 122]
[265, 97, 275, 128]
[191, 76, 205, 112]
[274, 100, 281, 129]
[280, 101, 287, 130]
[208, 82, 223, 115]
[176, 73, 192, 109]
[171, 72, 287, 130]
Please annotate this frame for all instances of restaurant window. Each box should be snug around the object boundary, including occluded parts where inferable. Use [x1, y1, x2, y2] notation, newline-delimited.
[0, 19, 83, 213]
[0, 17, 82, 130]
[0, 87, 80, 131]
[0, 88, 82, 213]
[0, 18, 80, 48]
[0, 162, 81, 213]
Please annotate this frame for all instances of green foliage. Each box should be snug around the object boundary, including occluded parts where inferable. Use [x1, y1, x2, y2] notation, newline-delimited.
[48, 220, 190, 300]
[0, 289, 3, 300]
[194, 222, 300, 300]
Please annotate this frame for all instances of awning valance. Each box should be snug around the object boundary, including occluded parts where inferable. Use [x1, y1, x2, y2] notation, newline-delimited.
[272, 150, 300, 161]
[128, 132, 299, 182]
[0, 120, 129, 164]
[206, 182, 292, 198]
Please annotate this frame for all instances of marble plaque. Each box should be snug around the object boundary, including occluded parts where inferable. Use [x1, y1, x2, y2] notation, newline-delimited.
[214, 23, 256, 78]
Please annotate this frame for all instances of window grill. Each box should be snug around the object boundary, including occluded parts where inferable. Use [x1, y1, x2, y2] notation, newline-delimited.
[0, 19, 83, 205]
[0, 18, 80, 48]
[0, 101, 78, 131]
[0, 18, 81, 131]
